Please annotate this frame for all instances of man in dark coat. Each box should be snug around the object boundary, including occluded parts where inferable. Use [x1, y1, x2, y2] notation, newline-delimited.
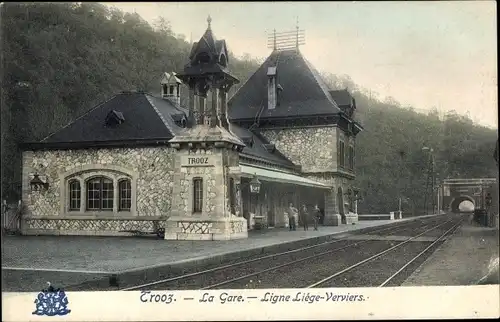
[300, 204, 309, 231]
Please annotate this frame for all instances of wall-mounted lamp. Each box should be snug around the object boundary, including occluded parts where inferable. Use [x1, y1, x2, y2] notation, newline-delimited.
[30, 174, 49, 192]
[249, 174, 261, 194]
[237, 174, 262, 195]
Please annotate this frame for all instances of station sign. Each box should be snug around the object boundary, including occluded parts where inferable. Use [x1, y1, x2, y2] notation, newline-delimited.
[180, 155, 217, 167]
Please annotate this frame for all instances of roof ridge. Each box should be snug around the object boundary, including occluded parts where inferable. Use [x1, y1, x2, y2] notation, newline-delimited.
[41, 93, 120, 142]
[301, 55, 339, 109]
[228, 51, 276, 103]
[145, 95, 182, 135]
[147, 93, 189, 115]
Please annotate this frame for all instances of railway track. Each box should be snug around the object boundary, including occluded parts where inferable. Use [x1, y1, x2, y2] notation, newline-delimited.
[122, 214, 462, 291]
[307, 218, 463, 288]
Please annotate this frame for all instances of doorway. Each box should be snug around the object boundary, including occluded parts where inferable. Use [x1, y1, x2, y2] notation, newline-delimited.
[337, 187, 346, 224]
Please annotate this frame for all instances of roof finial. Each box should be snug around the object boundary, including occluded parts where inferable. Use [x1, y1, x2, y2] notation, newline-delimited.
[207, 15, 212, 30]
[296, 16, 299, 50]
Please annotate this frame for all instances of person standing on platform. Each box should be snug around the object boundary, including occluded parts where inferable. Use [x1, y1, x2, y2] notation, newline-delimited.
[288, 203, 297, 231]
[313, 204, 321, 231]
[301, 204, 309, 231]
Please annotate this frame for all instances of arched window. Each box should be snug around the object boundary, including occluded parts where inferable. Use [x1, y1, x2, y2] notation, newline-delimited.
[68, 180, 81, 211]
[193, 177, 203, 213]
[119, 179, 132, 211]
[86, 176, 113, 211]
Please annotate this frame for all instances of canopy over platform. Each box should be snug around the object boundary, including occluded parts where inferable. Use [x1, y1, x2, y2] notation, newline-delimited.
[240, 165, 329, 189]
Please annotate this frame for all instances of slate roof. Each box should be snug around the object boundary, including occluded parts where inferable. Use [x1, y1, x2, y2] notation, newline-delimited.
[228, 49, 341, 121]
[41, 92, 186, 144]
[32, 91, 297, 169]
[329, 89, 354, 108]
[230, 124, 296, 169]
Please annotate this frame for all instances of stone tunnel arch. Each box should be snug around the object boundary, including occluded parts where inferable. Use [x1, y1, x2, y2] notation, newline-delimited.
[449, 195, 475, 213]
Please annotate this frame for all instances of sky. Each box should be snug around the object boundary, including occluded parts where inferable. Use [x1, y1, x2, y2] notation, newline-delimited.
[103, 1, 498, 129]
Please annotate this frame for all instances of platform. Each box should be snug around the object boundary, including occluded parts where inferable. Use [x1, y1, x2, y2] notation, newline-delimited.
[2, 215, 435, 291]
[403, 216, 500, 286]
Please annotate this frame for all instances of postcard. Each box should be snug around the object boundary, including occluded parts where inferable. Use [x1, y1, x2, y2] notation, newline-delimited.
[1, 1, 498, 321]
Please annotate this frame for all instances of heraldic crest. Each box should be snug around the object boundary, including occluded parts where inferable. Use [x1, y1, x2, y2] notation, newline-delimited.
[32, 282, 71, 316]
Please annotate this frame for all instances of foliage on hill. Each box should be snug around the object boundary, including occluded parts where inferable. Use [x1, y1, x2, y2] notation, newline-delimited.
[1, 3, 497, 215]
[323, 73, 498, 214]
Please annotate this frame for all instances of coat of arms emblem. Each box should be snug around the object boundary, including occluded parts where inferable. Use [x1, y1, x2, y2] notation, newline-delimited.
[32, 282, 71, 316]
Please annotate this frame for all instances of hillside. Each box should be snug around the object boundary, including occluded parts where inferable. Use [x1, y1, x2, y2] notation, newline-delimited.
[1, 3, 497, 214]
[322, 73, 498, 214]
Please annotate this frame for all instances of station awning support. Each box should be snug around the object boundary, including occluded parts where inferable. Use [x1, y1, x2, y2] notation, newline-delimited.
[239, 165, 329, 189]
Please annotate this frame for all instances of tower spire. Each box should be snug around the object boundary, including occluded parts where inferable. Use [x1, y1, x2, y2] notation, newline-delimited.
[207, 15, 212, 30]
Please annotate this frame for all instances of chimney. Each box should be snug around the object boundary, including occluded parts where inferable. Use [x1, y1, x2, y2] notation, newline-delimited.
[161, 72, 182, 107]
[267, 67, 277, 110]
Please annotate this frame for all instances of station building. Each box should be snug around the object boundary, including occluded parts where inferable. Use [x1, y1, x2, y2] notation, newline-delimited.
[20, 18, 363, 240]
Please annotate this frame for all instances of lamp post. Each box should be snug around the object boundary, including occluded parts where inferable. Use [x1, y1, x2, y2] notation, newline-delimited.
[436, 183, 441, 214]
[422, 147, 435, 214]
[397, 150, 407, 218]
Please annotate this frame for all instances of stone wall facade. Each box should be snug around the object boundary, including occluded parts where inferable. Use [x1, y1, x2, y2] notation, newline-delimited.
[260, 127, 338, 173]
[19, 126, 357, 236]
[21, 147, 175, 235]
[166, 143, 248, 240]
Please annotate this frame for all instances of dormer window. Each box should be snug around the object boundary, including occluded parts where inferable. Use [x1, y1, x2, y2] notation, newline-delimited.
[105, 110, 125, 127]
[263, 143, 276, 153]
[267, 67, 278, 110]
[172, 114, 188, 128]
[242, 136, 254, 147]
[219, 54, 227, 67]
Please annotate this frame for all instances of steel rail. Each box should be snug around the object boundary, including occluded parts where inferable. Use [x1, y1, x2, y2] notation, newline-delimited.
[199, 217, 447, 290]
[378, 218, 463, 287]
[306, 218, 457, 288]
[120, 216, 442, 291]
